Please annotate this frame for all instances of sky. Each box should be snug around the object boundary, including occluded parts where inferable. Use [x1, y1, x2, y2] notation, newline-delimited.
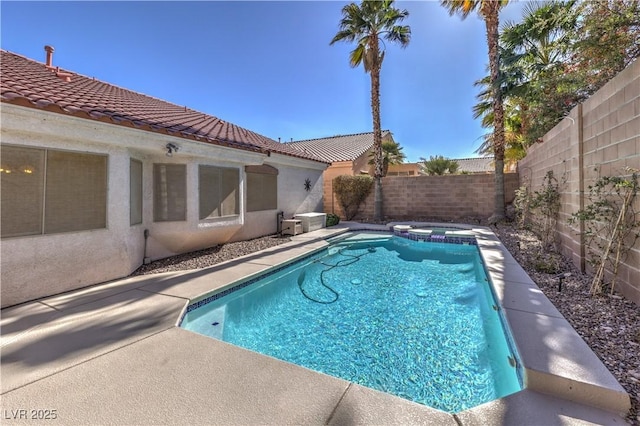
[1, 1, 527, 163]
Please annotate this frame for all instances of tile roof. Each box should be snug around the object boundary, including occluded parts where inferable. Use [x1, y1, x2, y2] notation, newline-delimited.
[454, 157, 494, 173]
[0, 49, 325, 163]
[286, 131, 391, 163]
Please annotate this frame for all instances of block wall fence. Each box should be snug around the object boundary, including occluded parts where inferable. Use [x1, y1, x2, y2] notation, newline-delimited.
[328, 173, 519, 223]
[518, 59, 639, 304]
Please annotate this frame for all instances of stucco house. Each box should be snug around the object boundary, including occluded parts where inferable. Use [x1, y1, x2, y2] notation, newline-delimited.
[287, 131, 394, 213]
[387, 157, 496, 176]
[0, 47, 328, 308]
[454, 157, 496, 173]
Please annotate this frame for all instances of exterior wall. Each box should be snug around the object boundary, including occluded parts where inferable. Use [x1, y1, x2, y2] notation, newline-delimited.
[350, 173, 519, 221]
[387, 163, 420, 176]
[351, 149, 374, 175]
[0, 104, 325, 307]
[323, 161, 356, 214]
[321, 151, 373, 218]
[518, 59, 639, 304]
[232, 155, 324, 241]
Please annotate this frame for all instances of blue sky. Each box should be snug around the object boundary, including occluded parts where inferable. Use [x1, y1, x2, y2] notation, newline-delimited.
[1, 1, 526, 163]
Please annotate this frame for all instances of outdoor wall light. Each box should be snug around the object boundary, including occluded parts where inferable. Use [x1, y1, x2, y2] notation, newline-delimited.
[166, 143, 179, 157]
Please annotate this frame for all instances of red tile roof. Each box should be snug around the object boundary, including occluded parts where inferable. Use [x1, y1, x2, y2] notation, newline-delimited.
[287, 131, 391, 163]
[0, 49, 326, 163]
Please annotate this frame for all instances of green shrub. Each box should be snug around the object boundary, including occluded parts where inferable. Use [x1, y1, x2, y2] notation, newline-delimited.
[569, 168, 639, 295]
[333, 175, 373, 220]
[326, 213, 340, 227]
[418, 155, 459, 175]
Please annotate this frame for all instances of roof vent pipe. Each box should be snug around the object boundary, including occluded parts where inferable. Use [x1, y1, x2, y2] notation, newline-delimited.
[44, 45, 54, 67]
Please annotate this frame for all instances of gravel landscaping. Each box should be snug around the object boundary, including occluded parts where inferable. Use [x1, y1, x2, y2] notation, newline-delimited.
[131, 224, 639, 424]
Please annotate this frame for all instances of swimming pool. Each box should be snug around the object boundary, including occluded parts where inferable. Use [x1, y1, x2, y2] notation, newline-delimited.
[180, 232, 523, 413]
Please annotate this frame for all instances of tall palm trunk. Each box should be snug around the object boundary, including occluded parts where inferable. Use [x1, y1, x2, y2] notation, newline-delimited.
[370, 37, 384, 221]
[483, 1, 506, 221]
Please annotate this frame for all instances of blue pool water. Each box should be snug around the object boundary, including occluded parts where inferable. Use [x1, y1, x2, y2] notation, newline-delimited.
[181, 233, 522, 413]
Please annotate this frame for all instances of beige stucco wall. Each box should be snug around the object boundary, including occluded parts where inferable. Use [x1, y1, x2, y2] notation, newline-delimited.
[0, 104, 325, 307]
[323, 161, 356, 214]
[387, 163, 420, 175]
[518, 59, 639, 304]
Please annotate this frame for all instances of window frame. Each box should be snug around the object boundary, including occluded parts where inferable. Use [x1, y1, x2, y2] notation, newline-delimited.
[1, 144, 108, 238]
[245, 164, 278, 212]
[130, 158, 143, 226]
[198, 164, 240, 220]
[153, 163, 187, 222]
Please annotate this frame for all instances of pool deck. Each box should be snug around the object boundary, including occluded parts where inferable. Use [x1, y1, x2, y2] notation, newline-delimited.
[0, 222, 631, 425]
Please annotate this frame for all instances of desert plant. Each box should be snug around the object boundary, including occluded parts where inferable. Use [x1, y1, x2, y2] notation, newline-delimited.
[529, 171, 562, 249]
[333, 175, 373, 220]
[367, 139, 407, 177]
[330, 0, 411, 221]
[513, 184, 532, 229]
[531, 250, 561, 274]
[419, 155, 459, 175]
[326, 213, 340, 227]
[569, 167, 640, 295]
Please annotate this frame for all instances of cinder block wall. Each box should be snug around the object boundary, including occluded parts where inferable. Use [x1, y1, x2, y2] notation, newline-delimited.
[348, 173, 519, 222]
[519, 59, 640, 304]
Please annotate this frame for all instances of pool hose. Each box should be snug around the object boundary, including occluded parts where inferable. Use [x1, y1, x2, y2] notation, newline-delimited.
[297, 245, 375, 304]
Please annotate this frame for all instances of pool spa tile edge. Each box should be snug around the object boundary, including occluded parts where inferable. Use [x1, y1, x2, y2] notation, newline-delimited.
[182, 240, 330, 312]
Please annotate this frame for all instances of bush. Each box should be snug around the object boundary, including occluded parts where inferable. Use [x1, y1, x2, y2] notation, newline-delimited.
[419, 155, 459, 175]
[333, 175, 373, 220]
[326, 213, 340, 227]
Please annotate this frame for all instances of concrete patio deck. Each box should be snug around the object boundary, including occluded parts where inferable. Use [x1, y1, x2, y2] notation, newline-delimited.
[0, 223, 630, 425]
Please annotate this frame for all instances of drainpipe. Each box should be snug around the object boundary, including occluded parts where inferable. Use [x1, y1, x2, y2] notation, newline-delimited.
[143, 229, 151, 264]
[276, 211, 284, 235]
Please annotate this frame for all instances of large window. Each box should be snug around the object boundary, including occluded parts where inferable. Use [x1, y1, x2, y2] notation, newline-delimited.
[246, 165, 278, 212]
[154, 164, 186, 222]
[199, 165, 239, 219]
[1, 145, 107, 238]
[130, 159, 143, 225]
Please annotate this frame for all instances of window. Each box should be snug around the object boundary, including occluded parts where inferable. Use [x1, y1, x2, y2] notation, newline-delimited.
[246, 165, 278, 212]
[199, 165, 239, 219]
[130, 159, 143, 225]
[1, 145, 107, 238]
[154, 164, 186, 222]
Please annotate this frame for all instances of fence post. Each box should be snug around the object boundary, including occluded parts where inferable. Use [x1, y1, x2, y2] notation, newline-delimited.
[577, 103, 586, 273]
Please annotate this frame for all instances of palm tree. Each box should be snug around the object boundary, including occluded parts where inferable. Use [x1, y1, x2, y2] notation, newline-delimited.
[499, 1, 579, 145]
[474, 97, 526, 171]
[472, 1, 579, 153]
[367, 139, 407, 176]
[441, 0, 509, 222]
[419, 156, 460, 176]
[331, 0, 411, 221]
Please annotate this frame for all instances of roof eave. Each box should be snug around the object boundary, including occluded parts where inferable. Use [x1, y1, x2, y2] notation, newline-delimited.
[1, 97, 271, 155]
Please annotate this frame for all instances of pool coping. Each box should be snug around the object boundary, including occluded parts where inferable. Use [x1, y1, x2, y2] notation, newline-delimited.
[0, 222, 631, 425]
